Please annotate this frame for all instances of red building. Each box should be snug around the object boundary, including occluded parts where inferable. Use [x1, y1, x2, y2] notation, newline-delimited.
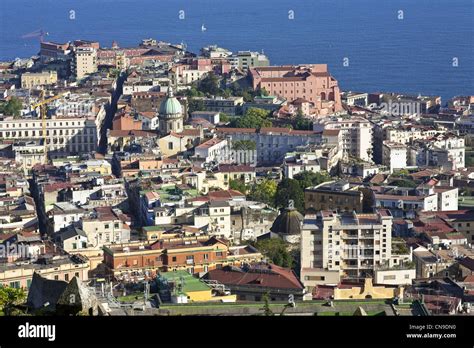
[250, 64, 343, 115]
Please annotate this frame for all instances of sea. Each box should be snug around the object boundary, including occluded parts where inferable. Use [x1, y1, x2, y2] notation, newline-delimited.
[0, 0, 473, 102]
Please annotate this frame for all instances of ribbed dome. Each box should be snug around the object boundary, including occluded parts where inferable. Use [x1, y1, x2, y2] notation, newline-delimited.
[159, 87, 182, 116]
[270, 207, 303, 236]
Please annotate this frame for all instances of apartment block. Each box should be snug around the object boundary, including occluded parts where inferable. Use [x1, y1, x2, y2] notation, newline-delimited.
[301, 210, 393, 290]
[315, 117, 373, 162]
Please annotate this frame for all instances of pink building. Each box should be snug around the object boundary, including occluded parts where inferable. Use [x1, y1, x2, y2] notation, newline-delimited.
[250, 64, 343, 115]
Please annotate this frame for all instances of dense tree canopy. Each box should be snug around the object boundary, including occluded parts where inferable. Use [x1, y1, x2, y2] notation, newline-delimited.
[254, 238, 293, 268]
[0, 286, 26, 316]
[274, 178, 304, 213]
[229, 179, 248, 194]
[248, 179, 277, 206]
[293, 171, 332, 191]
[198, 72, 221, 96]
[230, 107, 272, 129]
[0, 97, 22, 117]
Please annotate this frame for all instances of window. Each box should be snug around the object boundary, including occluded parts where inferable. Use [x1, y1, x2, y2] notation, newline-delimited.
[65, 274, 69, 281]
[383, 275, 396, 280]
[168, 142, 173, 150]
[216, 252, 223, 257]
[172, 256, 177, 262]
[54, 275, 59, 280]
[304, 276, 325, 281]
[9, 281, 20, 289]
[204, 254, 209, 260]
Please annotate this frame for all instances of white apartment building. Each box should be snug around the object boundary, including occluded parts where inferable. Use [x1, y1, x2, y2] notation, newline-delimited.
[194, 201, 232, 239]
[300, 210, 393, 289]
[49, 202, 86, 233]
[283, 156, 321, 179]
[382, 141, 407, 173]
[194, 138, 228, 165]
[315, 117, 373, 162]
[385, 126, 444, 145]
[0, 116, 98, 157]
[217, 127, 322, 165]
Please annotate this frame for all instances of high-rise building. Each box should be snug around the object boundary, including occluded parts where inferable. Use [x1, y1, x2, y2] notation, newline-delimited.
[300, 210, 393, 290]
[73, 46, 97, 79]
[314, 117, 373, 162]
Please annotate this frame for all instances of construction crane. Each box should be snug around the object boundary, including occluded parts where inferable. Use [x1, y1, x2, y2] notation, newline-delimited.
[21, 29, 49, 43]
[30, 91, 67, 162]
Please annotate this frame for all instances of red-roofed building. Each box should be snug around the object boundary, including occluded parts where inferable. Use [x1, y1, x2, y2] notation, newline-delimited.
[203, 262, 305, 301]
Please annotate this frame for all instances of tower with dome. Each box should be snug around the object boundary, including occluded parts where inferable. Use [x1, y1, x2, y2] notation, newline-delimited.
[158, 86, 184, 136]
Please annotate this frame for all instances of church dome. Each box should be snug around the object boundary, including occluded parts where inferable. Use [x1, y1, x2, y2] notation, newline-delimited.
[270, 207, 303, 236]
[159, 87, 182, 116]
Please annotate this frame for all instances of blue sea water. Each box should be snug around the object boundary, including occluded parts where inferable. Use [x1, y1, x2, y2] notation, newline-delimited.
[0, 0, 473, 101]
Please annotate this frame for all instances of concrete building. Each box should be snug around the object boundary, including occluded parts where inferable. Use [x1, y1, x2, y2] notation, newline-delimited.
[0, 116, 98, 157]
[194, 138, 228, 165]
[382, 141, 407, 173]
[229, 51, 269, 70]
[315, 117, 373, 162]
[81, 206, 131, 247]
[217, 127, 322, 165]
[0, 254, 89, 289]
[73, 46, 98, 79]
[304, 181, 364, 213]
[300, 210, 393, 289]
[199, 96, 244, 116]
[103, 234, 262, 276]
[250, 64, 342, 114]
[21, 71, 58, 89]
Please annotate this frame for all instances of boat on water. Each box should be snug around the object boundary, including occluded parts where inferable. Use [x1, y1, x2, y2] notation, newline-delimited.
[201, 24, 207, 32]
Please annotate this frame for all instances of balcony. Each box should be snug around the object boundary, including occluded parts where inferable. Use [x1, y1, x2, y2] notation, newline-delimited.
[342, 263, 358, 269]
[342, 233, 358, 239]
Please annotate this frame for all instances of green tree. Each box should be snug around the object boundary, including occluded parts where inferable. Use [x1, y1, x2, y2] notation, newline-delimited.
[390, 179, 417, 188]
[248, 179, 277, 206]
[229, 179, 247, 194]
[198, 72, 221, 96]
[188, 98, 206, 114]
[254, 238, 293, 268]
[260, 292, 274, 316]
[0, 286, 26, 316]
[219, 112, 230, 123]
[230, 107, 272, 129]
[0, 97, 22, 117]
[294, 114, 312, 130]
[274, 178, 304, 213]
[293, 171, 332, 191]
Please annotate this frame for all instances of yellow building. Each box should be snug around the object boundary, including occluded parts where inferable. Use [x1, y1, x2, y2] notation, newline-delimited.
[334, 278, 404, 300]
[21, 71, 58, 89]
